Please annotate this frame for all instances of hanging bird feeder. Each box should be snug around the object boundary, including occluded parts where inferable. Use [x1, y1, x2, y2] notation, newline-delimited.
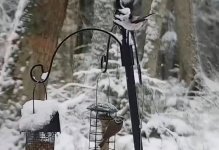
[19, 83, 61, 150]
[87, 73, 122, 150]
[87, 102, 118, 150]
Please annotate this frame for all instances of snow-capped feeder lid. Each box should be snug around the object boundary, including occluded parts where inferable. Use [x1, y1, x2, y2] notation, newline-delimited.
[19, 100, 60, 132]
[87, 102, 118, 113]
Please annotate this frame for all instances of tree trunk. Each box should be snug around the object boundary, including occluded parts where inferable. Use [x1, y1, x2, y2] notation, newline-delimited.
[51, 0, 81, 83]
[0, 0, 68, 111]
[134, 0, 153, 60]
[174, 0, 198, 85]
[142, 0, 168, 77]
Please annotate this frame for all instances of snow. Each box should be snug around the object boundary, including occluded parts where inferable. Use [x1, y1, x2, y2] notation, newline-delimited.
[41, 72, 48, 80]
[141, 0, 163, 67]
[19, 66, 25, 72]
[87, 102, 118, 113]
[0, 0, 29, 91]
[0, 126, 24, 150]
[0, 0, 17, 35]
[12, 0, 29, 32]
[19, 100, 59, 131]
[55, 132, 88, 150]
[143, 114, 194, 137]
[151, 0, 161, 9]
[118, 8, 131, 15]
[147, 20, 159, 39]
[161, 31, 177, 43]
[202, 74, 219, 92]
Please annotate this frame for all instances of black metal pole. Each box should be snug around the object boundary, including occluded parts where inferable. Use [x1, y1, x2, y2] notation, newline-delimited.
[120, 28, 143, 150]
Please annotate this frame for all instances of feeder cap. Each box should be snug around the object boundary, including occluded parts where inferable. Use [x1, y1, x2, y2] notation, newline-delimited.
[87, 102, 118, 113]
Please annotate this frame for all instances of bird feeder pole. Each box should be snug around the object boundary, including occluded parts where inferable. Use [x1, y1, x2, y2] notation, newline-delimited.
[114, 1, 143, 149]
[120, 27, 143, 150]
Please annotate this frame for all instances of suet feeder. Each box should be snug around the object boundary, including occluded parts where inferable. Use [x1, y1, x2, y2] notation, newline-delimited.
[24, 112, 60, 150]
[25, 132, 55, 150]
[87, 102, 118, 150]
[19, 83, 61, 150]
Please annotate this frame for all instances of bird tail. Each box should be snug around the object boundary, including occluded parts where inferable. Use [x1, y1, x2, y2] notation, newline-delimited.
[99, 138, 107, 148]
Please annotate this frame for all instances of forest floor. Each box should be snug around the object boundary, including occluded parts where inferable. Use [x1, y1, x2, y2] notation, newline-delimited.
[1, 74, 219, 150]
[116, 107, 219, 150]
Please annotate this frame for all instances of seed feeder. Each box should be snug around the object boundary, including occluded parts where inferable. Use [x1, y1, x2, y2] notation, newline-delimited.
[87, 102, 118, 150]
[19, 83, 61, 150]
[87, 73, 120, 150]
[24, 112, 60, 150]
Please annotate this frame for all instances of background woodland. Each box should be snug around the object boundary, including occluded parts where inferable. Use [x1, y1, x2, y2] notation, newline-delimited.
[0, 0, 219, 149]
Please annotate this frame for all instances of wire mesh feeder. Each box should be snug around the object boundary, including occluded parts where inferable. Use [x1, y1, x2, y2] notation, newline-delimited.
[24, 111, 61, 150]
[26, 132, 55, 150]
[87, 102, 118, 150]
[19, 83, 61, 150]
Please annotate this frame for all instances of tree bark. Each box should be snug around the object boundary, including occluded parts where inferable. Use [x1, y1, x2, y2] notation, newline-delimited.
[134, 0, 153, 60]
[0, 0, 68, 111]
[174, 0, 198, 85]
[52, 0, 81, 83]
[142, 0, 168, 77]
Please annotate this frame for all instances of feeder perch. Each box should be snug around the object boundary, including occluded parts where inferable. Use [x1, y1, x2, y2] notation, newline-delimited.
[19, 100, 60, 150]
[87, 102, 118, 150]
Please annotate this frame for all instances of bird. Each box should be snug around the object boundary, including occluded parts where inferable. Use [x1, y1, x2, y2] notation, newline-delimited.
[114, 7, 154, 31]
[99, 116, 124, 148]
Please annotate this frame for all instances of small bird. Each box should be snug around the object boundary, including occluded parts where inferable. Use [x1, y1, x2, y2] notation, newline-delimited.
[114, 7, 154, 31]
[99, 116, 124, 148]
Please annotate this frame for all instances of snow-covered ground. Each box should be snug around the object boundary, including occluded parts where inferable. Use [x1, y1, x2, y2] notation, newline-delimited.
[1, 60, 219, 150]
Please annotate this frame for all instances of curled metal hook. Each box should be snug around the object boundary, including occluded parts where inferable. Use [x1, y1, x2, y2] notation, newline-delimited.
[30, 64, 47, 83]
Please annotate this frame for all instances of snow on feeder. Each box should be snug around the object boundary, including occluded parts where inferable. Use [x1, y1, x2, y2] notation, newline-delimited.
[19, 100, 60, 150]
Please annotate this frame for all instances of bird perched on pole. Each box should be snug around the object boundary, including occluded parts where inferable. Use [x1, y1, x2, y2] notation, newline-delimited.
[114, 0, 153, 31]
[99, 116, 124, 148]
[114, 4, 154, 31]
